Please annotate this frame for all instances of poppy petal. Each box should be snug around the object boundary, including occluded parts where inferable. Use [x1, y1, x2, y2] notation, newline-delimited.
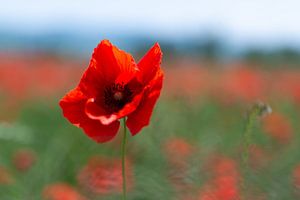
[59, 88, 88, 126]
[115, 71, 136, 86]
[85, 90, 145, 125]
[81, 119, 120, 143]
[111, 41, 138, 75]
[78, 61, 106, 98]
[79, 40, 137, 97]
[137, 43, 162, 85]
[85, 98, 117, 125]
[126, 70, 164, 135]
[60, 88, 120, 143]
[92, 40, 137, 82]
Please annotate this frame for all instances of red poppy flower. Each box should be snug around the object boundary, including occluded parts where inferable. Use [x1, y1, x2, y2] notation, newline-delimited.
[293, 164, 300, 192]
[0, 166, 14, 185]
[262, 112, 293, 143]
[163, 137, 195, 169]
[42, 183, 86, 200]
[77, 156, 133, 195]
[59, 40, 163, 143]
[13, 148, 36, 172]
[199, 156, 240, 200]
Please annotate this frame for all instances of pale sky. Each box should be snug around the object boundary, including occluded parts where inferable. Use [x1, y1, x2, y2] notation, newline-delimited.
[1, 0, 300, 44]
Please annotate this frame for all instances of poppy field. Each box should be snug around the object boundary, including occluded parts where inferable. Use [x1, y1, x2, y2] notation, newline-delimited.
[0, 50, 300, 200]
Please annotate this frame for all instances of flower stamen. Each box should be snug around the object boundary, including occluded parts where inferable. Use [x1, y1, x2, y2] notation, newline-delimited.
[103, 83, 133, 112]
[114, 91, 123, 101]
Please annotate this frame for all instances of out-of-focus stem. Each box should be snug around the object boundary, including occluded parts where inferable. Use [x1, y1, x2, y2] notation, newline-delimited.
[242, 106, 260, 166]
[241, 102, 271, 199]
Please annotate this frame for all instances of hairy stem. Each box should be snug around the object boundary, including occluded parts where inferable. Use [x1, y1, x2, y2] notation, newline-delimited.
[241, 102, 270, 199]
[242, 106, 260, 166]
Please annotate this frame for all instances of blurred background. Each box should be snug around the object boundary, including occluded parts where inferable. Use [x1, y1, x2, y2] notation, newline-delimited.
[0, 0, 300, 199]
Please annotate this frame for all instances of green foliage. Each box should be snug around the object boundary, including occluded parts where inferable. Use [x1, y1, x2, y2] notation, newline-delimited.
[0, 98, 299, 199]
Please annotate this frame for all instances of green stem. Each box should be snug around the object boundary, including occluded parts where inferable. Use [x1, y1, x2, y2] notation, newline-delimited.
[240, 102, 271, 199]
[242, 106, 259, 166]
[122, 118, 127, 200]
[242, 102, 271, 167]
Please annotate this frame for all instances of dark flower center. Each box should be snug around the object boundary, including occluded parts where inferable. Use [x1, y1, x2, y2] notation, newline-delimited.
[103, 82, 133, 112]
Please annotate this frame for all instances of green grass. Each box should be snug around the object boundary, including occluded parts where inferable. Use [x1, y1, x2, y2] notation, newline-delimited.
[0, 97, 299, 199]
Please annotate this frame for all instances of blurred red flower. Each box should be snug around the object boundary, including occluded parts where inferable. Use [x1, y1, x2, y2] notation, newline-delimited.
[248, 145, 270, 170]
[163, 137, 195, 169]
[13, 149, 36, 172]
[199, 156, 240, 200]
[77, 156, 133, 195]
[199, 176, 240, 200]
[262, 112, 293, 143]
[163, 138, 196, 197]
[0, 166, 14, 185]
[293, 164, 300, 191]
[60, 40, 163, 142]
[43, 183, 86, 200]
[220, 68, 265, 103]
[292, 164, 300, 198]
